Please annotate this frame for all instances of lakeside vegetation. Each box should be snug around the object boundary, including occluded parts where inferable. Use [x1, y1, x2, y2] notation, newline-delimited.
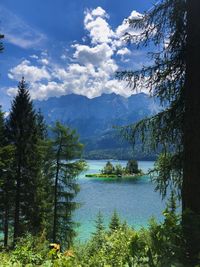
[0, 203, 187, 267]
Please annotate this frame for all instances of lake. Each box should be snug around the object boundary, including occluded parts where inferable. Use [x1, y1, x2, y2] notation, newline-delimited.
[74, 160, 166, 241]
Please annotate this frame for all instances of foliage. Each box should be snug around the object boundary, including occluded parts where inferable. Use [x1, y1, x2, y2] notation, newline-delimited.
[84, 147, 157, 161]
[109, 210, 121, 232]
[116, 0, 185, 199]
[0, 33, 3, 53]
[6, 78, 44, 243]
[85, 174, 118, 178]
[117, 1, 200, 262]
[78, 208, 185, 267]
[0, 108, 15, 247]
[149, 153, 182, 198]
[0, 207, 188, 267]
[126, 159, 140, 175]
[91, 211, 105, 252]
[101, 160, 142, 177]
[93, 211, 105, 235]
[0, 79, 86, 250]
[101, 161, 115, 175]
[49, 121, 87, 247]
[10, 233, 49, 266]
[0, 143, 15, 247]
[115, 164, 124, 176]
[35, 139, 55, 242]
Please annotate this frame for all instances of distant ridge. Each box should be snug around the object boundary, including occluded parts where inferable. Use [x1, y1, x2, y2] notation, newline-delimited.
[34, 93, 160, 160]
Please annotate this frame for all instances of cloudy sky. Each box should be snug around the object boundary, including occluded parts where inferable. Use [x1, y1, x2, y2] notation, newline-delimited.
[0, 0, 156, 110]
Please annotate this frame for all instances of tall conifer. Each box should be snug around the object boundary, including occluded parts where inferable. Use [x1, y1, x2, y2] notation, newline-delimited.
[0, 108, 14, 247]
[7, 78, 41, 242]
[117, 0, 200, 263]
[50, 121, 86, 248]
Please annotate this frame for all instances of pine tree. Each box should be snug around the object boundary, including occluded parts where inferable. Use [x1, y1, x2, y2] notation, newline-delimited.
[0, 108, 6, 243]
[35, 111, 54, 239]
[94, 211, 105, 236]
[117, 0, 185, 199]
[0, 33, 14, 247]
[117, 0, 200, 263]
[0, 107, 5, 145]
[125, 160, 139, 174]
[102, 161, 115, 175]
[92, 211, 105, 249]
[36, 109, 47, 140]
[50, 121, 86, 248]
[0, 108, 15, 247]
[182, 1, 200, 263]
[109, 210, 121, 232]
[0, 33, 4, 53]
[7, 78, 42, 242]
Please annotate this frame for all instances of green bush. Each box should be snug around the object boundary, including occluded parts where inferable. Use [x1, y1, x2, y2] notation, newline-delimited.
[10, 233, 49, 266]
[0, 208, 186, 267]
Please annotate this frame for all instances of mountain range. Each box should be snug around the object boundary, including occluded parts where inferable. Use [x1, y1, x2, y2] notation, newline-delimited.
[34, 93, 161, 160]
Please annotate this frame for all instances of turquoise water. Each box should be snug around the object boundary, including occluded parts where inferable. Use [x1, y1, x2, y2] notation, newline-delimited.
[74, 160, 166, 241]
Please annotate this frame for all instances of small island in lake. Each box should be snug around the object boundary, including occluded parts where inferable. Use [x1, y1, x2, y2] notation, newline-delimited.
[85, 160, 143, 179]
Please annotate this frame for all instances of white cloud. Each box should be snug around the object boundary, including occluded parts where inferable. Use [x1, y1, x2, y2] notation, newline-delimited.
[38, 58, 49, 65]
[30, 54, 39, 59]
[116, 10, 143, 38]
[115, 10, 143, 46]
[0, 5, 46, 49]
[84, 7, 114, 44]
[7, 87, 18, 97]
[6, 7, 147, 100]
[31, 82, 66, 100]
[116, 47, 131, 56]
[84, 6, 108, 24]
[91, 6, 107, 18]
[73, 43, 114, 66]
[8, 60, 51, 82]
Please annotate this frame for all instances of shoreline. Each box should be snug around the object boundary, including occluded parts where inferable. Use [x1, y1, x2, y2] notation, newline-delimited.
[85, 173, 144, 179]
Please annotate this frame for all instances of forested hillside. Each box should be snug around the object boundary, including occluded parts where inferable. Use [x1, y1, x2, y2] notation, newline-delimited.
[35, 93, 161, 159]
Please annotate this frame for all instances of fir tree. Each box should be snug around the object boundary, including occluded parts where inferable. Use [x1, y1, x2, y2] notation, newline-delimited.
[0, 107, 5, 145]
[109, 210, 121, 232]
[35, 110, 54, 238]
[7, 78, 42, 242]
[0, 33, 4, 53]
[0, 108, 14, 247]
[117, 0, 200, 263]
[125, 160, 139, 174]
[92, 211, 105, 249]
[102, 161, 115, 175]
[50, 121, 86, 248]
[94, 211, 105, 236]
[36, 109, 47, 140]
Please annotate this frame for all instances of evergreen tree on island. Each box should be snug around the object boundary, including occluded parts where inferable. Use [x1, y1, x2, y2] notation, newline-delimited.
[126, 160, 140, 175]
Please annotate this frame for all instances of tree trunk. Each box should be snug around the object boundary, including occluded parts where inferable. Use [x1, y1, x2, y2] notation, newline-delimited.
[13, 163, 21, 244]
[52, 160, 59, 243]
[183, 0, 200, 264]
[3, 192, 9, 247]
[52, 138, 62, 243]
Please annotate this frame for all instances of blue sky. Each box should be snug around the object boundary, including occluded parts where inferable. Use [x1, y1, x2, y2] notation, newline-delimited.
[0, 0, 156, 110]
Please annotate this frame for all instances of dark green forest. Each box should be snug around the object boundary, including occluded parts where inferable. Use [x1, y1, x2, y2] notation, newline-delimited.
[1, 0, 200, 266]
[0, 78, 86, 249]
